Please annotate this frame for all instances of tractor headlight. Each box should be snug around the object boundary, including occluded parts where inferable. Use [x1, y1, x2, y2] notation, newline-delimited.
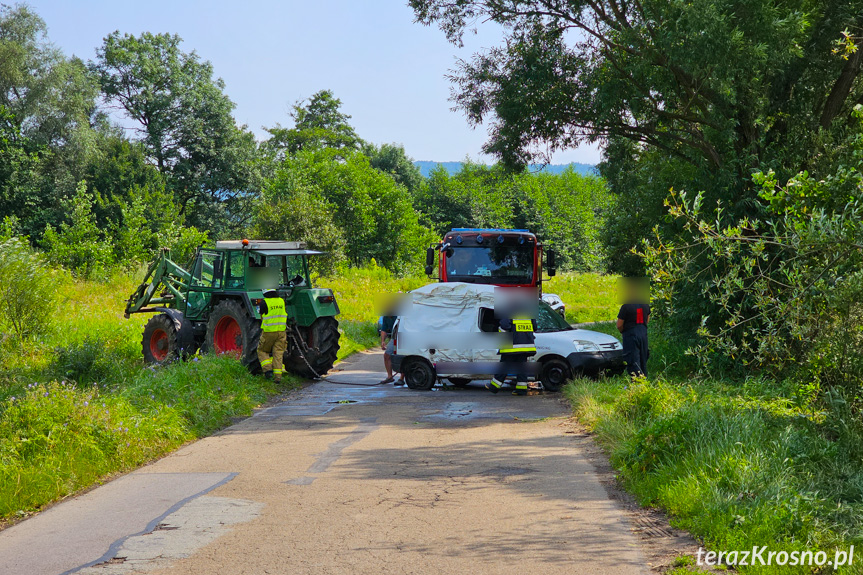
[573, 340, 600, 353]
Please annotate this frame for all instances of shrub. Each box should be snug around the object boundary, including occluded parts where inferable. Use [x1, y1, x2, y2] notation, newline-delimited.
[0, 237, 61, 341]
[49, 337, 121, 385]
[42, 181, 114, 279]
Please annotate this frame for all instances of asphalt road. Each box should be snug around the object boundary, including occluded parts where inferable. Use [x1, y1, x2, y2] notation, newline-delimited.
[0, 351, 648, 575]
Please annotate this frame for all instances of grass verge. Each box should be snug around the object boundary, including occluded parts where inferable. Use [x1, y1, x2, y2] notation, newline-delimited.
[565, 326, 863, 574]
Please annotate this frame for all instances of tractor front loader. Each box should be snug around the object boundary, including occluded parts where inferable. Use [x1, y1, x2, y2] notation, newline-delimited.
[125, 240, 341, 378]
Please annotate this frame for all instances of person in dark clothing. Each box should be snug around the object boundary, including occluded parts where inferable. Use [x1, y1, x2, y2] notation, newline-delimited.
[617, 279, 650, 378]
[488, 315, 537, 396]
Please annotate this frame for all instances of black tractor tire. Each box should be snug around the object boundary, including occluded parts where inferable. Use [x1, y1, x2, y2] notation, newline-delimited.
[402, 357, 436, 391]
[205, 299, 262, 373]
[142, 314, 180, 365]
[447, 377, 471, 388]
[286, 316, 340, 378]
[539, 357, 573, 392]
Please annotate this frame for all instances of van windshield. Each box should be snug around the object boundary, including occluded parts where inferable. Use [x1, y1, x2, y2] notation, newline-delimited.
[444, 245, 534, 285]
[536, 301, 572, 332]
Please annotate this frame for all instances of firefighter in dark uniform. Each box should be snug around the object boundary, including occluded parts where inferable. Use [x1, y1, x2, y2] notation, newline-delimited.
[617, 280, 650, 378]
[257, 287, 288, 383]
[488, 314, 537, 396]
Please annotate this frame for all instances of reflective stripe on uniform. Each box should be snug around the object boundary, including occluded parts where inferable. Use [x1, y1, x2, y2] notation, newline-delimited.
[260, 358, 273, 366]
[490, 378, 504, 389]
[500, 346, 537, 354]
[261, 297, 288, 332]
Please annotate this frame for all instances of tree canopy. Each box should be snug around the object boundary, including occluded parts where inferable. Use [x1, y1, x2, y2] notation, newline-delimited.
[92, 31, 260, 230]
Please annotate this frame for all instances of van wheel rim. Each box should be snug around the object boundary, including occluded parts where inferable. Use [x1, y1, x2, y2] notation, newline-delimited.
[548, 366, 565, 385]
[214, 316, 242, 353]
[149, 329, 169, 361]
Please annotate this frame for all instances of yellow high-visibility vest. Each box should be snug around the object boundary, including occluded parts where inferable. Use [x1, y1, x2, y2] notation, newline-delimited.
[261, 297, 288, 333]
[499, 318, 536, 354]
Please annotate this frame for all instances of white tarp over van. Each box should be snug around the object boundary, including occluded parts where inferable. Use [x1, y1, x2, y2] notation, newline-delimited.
[397, 283, 502, 365]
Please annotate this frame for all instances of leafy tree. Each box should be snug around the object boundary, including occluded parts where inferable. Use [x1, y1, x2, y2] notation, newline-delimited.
[412, 0, 862, 172]
[644, 107, 863, 378]
[91, 31, 260, 228]
[363, 142, 424, 193]
[0, 106, 40, 229]
[265, 89, 362, 157]
[412, 0, 863, 275]
[512, 169, 611, 271]
[253, 187, 347, 275]
[255, 148, 434, 273]
[0, 5, 101, 149]
[412, 164, 475, 233]
[0, 5, 106, 236]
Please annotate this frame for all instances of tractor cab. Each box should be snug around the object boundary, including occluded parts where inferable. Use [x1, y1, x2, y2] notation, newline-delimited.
[212, 240, 314, 291]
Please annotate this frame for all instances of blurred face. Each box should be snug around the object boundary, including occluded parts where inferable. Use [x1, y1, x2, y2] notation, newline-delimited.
[494, 286, 538, 318]
[618, 277, 650, 303]
[375, 292, 409, 316]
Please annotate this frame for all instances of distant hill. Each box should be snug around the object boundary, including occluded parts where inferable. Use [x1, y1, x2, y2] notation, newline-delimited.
[413, 161, 598, 178]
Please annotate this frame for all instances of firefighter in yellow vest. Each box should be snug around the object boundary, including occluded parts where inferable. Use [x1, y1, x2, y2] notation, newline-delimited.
[488, 314, 537, 396]
[257, 287, 288, 383]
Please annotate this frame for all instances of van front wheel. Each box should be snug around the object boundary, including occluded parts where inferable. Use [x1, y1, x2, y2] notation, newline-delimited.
[402, 358, 436, 391]
[539, 358, 572, 392]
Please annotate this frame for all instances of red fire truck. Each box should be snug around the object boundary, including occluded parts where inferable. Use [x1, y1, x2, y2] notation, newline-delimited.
[425, 228, 556, 290]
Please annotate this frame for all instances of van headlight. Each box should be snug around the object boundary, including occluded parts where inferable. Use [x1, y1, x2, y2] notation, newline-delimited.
[573, 340, 600, 352]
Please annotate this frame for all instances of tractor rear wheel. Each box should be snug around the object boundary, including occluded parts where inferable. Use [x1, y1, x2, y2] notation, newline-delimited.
[205, 299, 262, 373]
[142, 314, 180, 365]
[286, 316, 340, 378]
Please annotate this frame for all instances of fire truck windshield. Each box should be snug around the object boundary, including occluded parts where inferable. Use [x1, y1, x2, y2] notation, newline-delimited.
[444, 245, 534, 284]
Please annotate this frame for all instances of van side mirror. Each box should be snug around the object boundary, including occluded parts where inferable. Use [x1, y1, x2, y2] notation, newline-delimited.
[546, 249, 557, 277]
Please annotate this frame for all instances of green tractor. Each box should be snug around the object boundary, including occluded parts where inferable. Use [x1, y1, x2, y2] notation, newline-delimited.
[124, 240, 340, 378]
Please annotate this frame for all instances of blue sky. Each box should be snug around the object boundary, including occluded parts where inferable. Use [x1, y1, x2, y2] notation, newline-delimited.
[25, 0, 601, 164]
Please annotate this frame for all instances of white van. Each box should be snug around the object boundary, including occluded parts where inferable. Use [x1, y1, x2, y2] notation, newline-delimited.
[391, 283, 625, 391]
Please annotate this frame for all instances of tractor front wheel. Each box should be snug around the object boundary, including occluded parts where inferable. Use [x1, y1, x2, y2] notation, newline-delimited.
[205, 299, 262, 372]
[286, 316, 340, 378]
[142, 314, 180, 365]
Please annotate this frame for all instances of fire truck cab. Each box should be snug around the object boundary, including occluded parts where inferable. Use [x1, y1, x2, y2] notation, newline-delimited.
[425, 228, 556, 290]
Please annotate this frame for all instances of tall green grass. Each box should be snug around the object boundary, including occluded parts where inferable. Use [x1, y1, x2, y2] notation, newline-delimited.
[0, 355, 288, 520]
[320, 262, 428, 357]
[566, 329, 863, 574]
[544, 273, 619, 323]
